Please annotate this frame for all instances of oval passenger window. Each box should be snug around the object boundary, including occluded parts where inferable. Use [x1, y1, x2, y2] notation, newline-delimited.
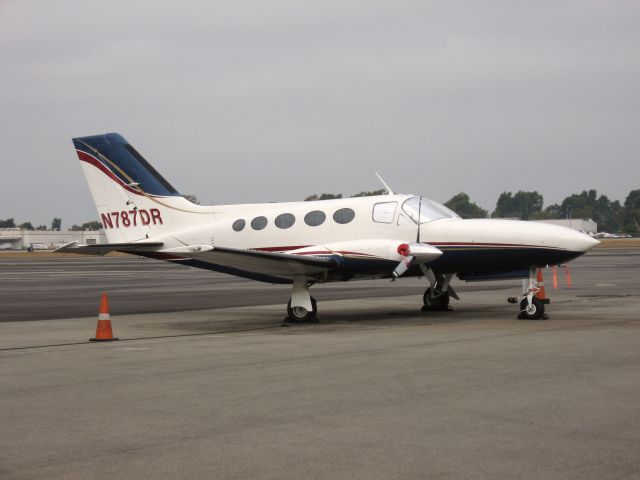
[304, 210, 326, 227]
[275, 213, 295, 229]
[232, 219, 246, 232]
[251, 216, 268, 230]
[333, 208, 355, 224]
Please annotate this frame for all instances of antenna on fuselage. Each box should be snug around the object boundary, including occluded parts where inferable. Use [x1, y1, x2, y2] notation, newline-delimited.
[374, 172, 394, 195]
[417, 195, 422, 243]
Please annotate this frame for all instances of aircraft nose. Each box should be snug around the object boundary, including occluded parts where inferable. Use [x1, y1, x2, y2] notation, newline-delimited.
[564, 229, 600, 252]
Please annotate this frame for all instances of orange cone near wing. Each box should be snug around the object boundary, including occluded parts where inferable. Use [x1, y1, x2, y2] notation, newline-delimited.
[535, 268, 547, 301]
[90, 292, 119, 342]
[552, 266, 558, 289]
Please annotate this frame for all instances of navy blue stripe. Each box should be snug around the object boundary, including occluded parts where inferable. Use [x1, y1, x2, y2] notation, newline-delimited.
[427, 247, 583, 275]
[130, 247, 584, 284]
[73, 133, 181, 197]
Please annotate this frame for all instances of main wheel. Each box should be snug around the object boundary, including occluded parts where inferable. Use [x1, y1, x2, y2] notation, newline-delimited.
[423, 288, 450, 311]
[519, 297, 545, 320]
[287, 297, 318, 322]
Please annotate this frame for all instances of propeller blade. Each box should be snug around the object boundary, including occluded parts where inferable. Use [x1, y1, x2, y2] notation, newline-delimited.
[392, 242, 443, 278]
[393, 256, 415, 278]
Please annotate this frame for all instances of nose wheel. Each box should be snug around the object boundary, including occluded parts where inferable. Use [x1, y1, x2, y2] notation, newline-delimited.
[518, 297, 545, 320]
[516, 267, 549, 320]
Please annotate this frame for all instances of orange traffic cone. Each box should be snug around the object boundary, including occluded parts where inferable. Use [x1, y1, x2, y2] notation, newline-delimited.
[552, 265, 558, 289]
[535, 268, 548, 303]
[564, 264, 572, 288]
[90, 292, 119, 342]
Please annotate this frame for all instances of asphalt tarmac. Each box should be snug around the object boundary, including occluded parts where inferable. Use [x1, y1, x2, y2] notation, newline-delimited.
[1, 249, 639, 479]
[0, 255, 518, 322]
[2, 248, 637, 322]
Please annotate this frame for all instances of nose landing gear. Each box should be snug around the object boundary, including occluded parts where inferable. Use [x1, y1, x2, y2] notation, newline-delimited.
[517, 267, 549, 320]
[519, 296, 546, 320]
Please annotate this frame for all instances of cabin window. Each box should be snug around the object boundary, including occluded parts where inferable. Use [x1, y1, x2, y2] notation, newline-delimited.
[304, 210, 326, 226]
[333, 208, 355, 224]
[275, 213, 295, 229]
[232, 219, 246, 232]
[251, 216, 268, 230]
[372, 202, 397, 223]
[401, 197, 460, 224]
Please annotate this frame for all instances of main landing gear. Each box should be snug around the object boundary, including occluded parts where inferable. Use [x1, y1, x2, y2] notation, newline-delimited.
[421, 268, 458, 312]
[423, 287, 450, 311]
[514, 267, 549, 320]
[287, 297, 318, 322]
[285, 275, 318, 323]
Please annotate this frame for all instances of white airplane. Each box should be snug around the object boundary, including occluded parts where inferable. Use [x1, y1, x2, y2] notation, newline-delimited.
[58, 133, 599, 321]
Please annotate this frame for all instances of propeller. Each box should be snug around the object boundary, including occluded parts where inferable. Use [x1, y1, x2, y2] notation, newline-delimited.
[392, 242, 442, 277]
[393, 196, 440, 278]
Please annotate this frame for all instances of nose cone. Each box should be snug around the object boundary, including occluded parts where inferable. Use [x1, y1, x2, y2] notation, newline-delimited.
[564, 229, 600, 253]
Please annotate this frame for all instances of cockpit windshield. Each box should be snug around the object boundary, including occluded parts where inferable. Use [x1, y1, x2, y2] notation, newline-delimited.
[402, 197, 460, 224]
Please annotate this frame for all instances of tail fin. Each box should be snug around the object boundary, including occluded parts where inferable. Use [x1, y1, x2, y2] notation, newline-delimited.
[73, 133, 210, 243]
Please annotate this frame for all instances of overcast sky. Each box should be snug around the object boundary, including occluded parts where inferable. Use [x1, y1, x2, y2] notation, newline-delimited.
[1, 0, 639, 227]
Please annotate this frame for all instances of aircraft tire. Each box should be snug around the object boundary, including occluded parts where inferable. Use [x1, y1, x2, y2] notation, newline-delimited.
[519, 297, 545, 320]
[423, 288, 450, 311]
[287, 297, 318, 322]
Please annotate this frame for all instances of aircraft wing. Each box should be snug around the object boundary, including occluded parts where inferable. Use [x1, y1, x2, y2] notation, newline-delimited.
[177, 245, 339, 279]
[55, 241, 338, 279]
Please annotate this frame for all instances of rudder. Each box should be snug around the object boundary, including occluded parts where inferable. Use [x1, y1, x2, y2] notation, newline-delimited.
[73, 133, 208, 243]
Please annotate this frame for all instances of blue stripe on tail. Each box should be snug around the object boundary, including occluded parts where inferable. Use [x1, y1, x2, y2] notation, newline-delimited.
[73, 133, 181, 197]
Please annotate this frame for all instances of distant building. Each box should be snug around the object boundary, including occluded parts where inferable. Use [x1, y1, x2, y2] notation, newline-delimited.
[0, 229, 106, 250]
[533, 218, 597, 234]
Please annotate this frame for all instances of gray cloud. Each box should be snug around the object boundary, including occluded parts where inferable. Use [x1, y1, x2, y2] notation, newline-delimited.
[1, 0, 639, 226]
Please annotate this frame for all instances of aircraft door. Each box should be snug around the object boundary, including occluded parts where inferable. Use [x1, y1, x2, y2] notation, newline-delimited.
[373, 202, 397, 223]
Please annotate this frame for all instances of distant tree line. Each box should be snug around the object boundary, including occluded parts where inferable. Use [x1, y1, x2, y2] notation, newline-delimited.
[70, 221, 102, 231]
[0, 217, 102, 231]
[446, 189, 640, 233]
[304, 189, 387, 201]
[303, 188, 640, 233]
[3, 188, 639, 233]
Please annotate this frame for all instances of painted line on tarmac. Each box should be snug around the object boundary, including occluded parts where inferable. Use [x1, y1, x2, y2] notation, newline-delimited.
[0, 324, 283, 352]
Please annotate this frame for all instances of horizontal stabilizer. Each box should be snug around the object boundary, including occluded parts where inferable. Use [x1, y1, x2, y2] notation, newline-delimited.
[54, 241, 164, 256]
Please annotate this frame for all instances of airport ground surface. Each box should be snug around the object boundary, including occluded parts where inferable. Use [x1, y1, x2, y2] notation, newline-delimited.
[1, 249, 639, 479]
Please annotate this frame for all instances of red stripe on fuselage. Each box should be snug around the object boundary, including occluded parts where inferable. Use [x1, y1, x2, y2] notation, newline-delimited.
[252, 243, 564, 254]
[252, 245, 310, 252]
